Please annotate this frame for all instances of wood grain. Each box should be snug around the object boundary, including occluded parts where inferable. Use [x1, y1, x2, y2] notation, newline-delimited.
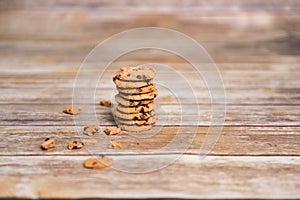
[0, 155, 299, 199]
[0, 104, 299, 126]
[0, 0, 300, 199]
[0, 126, 299, 156]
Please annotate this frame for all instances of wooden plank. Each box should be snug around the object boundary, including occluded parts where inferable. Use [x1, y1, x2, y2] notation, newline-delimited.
[0, 60, 299, 74]
[0, 126, 299, 156]
[1, 38, 300, 64]
[0, 87, 299, 105]
[0, 1, 299, 199]
[0, 70, 299, 89]
[0, 104, 300, 126]
[2, 0, 299, 13]
[0, 155, 299, 199]
[1, 1, 300, 39]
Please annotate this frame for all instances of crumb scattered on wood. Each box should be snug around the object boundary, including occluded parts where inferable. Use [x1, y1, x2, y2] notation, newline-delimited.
[104, 127, 121, 136]
[41, 138, 55, 150]
[84, 156, 112, 169]
[82, 138, 98, 146]
[100, 100, 112, 108]
[68, 140, 84, 150]
[63, 106, 81, 115]
[83, 125, 101, 136]
[109, 141, 122, 149]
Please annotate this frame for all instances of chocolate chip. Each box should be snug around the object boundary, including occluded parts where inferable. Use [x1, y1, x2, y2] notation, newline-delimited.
[127, 73, 131, 77]
[100, 100, 112, 108]
[136, 75, 141, 79]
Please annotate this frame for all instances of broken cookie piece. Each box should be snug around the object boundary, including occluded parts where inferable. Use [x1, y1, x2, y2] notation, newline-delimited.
[100, 100, 113, 108]
[63, 106, 81, 115]
[68, 140, 84, 150]
[84, 156, 112, 169]
[104, 127, 121, 136]
[109, 141, 122, 149]
[83, 125, 101, 136]
[41, 137, 55, 150]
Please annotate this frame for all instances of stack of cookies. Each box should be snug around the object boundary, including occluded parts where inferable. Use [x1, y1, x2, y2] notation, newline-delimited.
[113, 66, 158, 132]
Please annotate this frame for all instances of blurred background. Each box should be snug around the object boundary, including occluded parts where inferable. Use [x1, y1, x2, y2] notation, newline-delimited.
[1, 0, 299, 65]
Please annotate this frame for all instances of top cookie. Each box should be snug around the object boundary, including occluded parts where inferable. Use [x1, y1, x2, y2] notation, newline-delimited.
[113, 66, 156, 82]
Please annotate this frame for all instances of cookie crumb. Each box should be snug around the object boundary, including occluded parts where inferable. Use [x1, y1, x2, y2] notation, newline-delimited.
[63, 106, 81, 115]
[83, 125, 101, 136]
[84, 156, 112, 169]
[68, 140, 84, 150]
[82, 138, 98, 146]
[41, 138, 55, 150]
[104, 127, 121, 136]
[100, 100, 112, 108]
[109, 141, 122, 149]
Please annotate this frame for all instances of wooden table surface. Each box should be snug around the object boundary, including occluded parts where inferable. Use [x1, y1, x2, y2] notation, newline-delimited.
[0, 1, 299, 199]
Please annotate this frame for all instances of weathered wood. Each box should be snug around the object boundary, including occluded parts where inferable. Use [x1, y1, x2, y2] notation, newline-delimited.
[0, 0, 300, 199]
[0, 104, 299, 126]
[1, 39, 300, 64]
[0, 87, 299, 105]
[2, 0, 298, 13]
[0, 71, 299, 89]
[0, 126, 299, 156]
[1, 61, 299, 73]
[0, 155, 299, 199]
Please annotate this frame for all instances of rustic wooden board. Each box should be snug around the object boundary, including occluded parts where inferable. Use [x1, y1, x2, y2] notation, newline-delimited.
[0, 70, 299, 90]
[0, 126, 299, 156]
[1, 104, 300, 126]
[0, 155, 299, 199]
[0, 88, 299, 105]
[0, 0, 300, 199]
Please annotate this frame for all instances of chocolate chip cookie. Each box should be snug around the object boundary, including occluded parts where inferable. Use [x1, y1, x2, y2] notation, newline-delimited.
[119, 88, 158, 101]
[118, 124, 153, 132]
[115, 114, 158, 126]
[113, 78, 153, 88]
[115, 94, 154, 107]
[116, 103, 154, 114]
[113, 65, 158, 132]
[117, 84, 156, 95]
[114, 108, 155, 121]
[113, 66, 156, 82]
